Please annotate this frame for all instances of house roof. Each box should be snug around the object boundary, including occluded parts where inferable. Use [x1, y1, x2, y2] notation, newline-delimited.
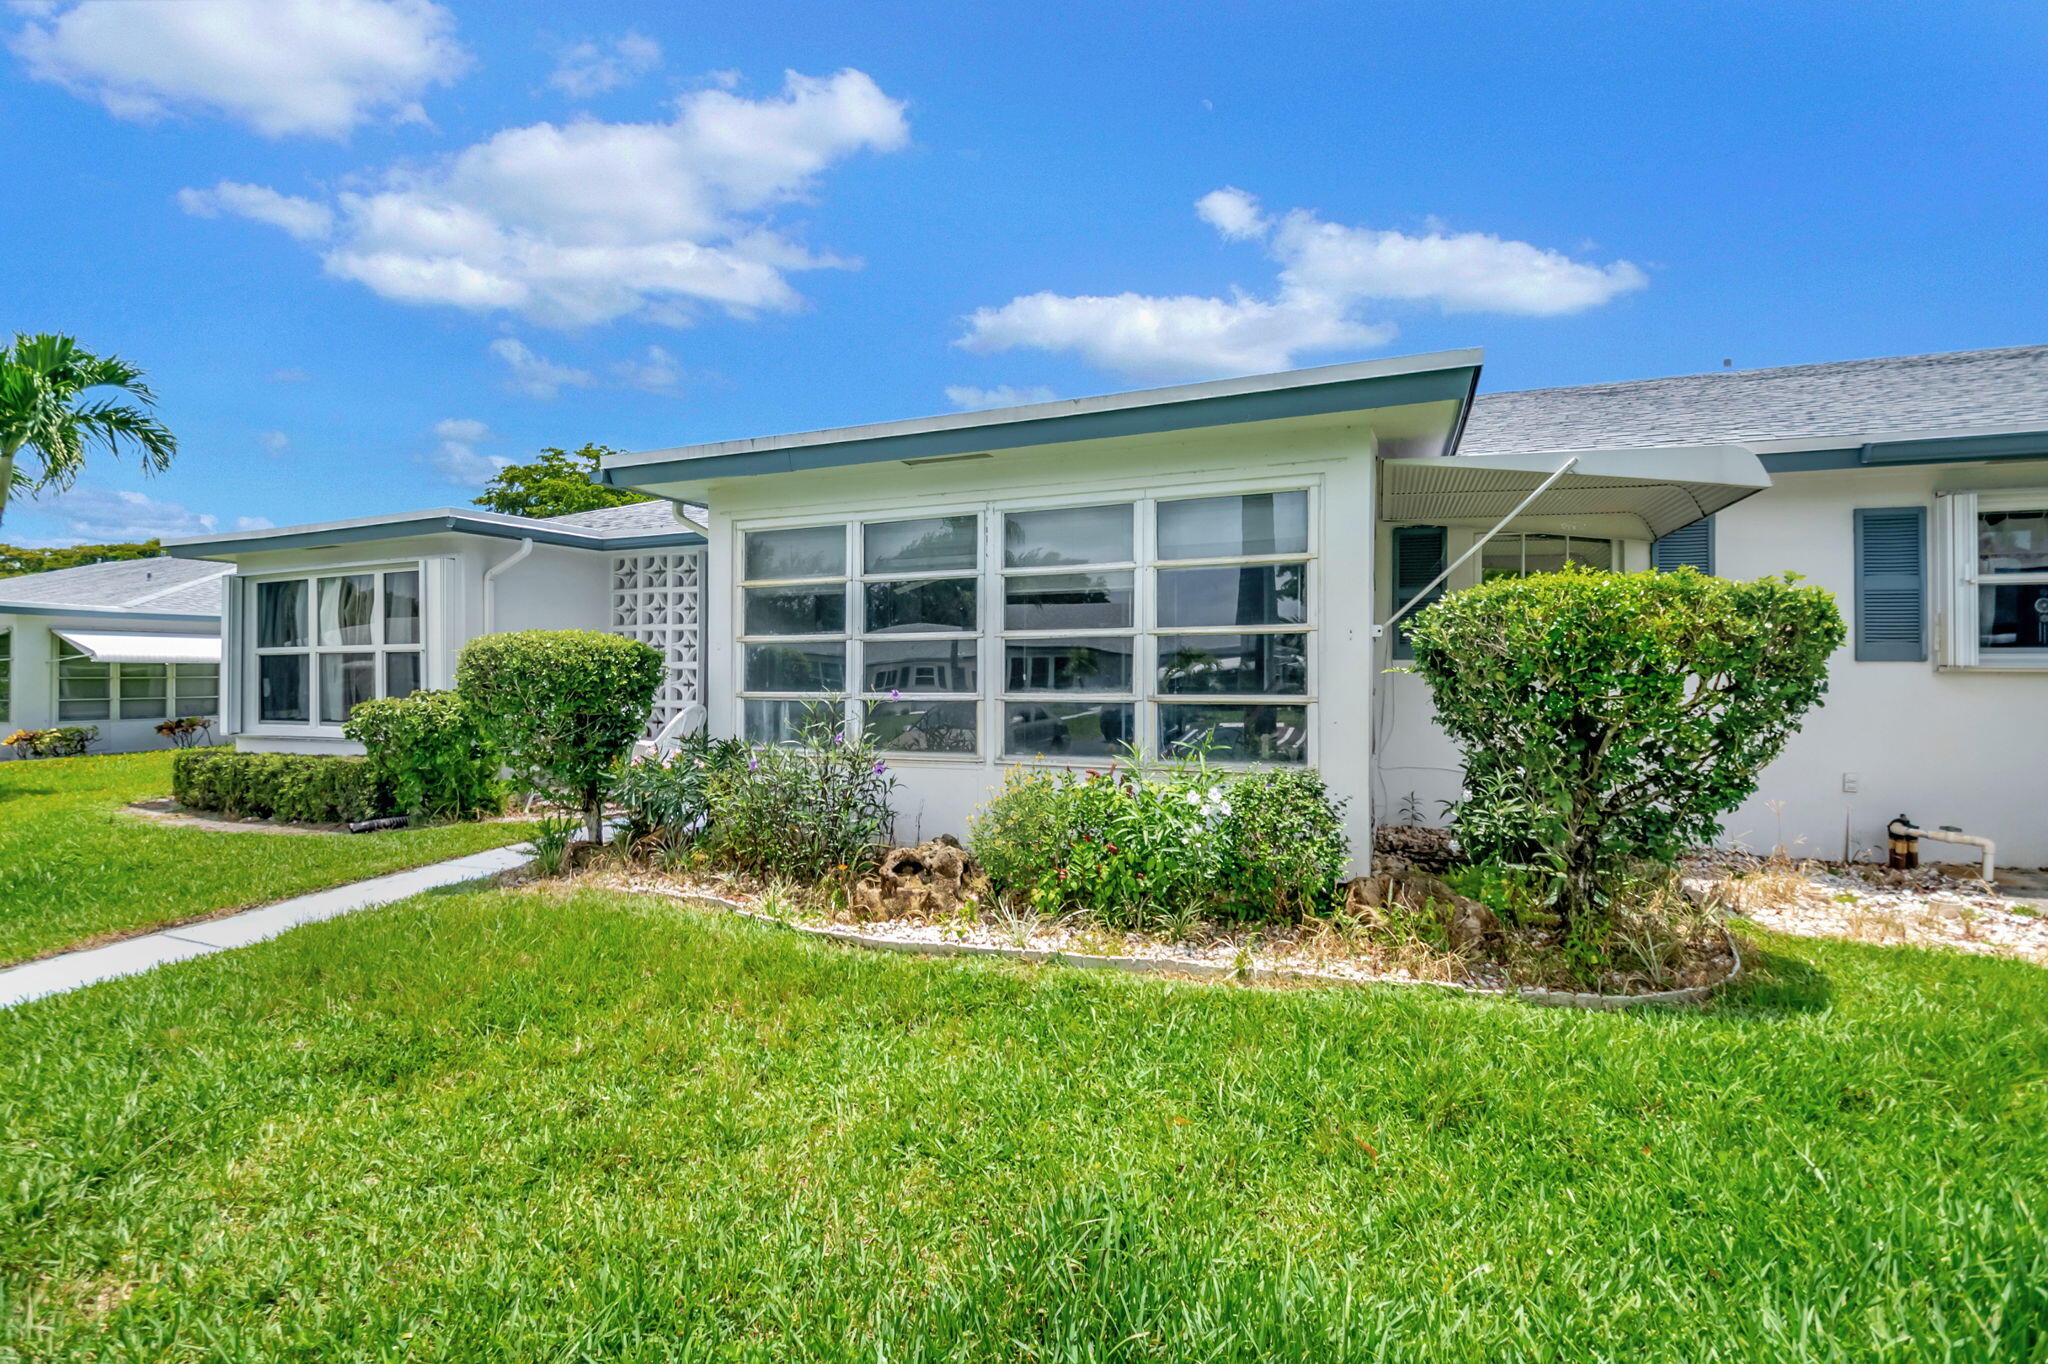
[1462, 344, 2048, 458]
[601, 350, 1484, 496]
[165, 498, 706, 560]
[0, 556, 227, 620]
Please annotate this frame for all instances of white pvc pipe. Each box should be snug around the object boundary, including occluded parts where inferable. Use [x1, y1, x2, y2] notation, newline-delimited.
[1915, 827, 1997, 883]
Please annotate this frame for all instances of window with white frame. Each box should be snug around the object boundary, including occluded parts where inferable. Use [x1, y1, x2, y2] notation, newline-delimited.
[251, 567, 422, 726]
[1939, 490, 2048, 667]
[54, 641, 218, 722]
[0, 630, 10, 724]
[734, 487, 1315, 765]
[1480, 532, 1614, 580]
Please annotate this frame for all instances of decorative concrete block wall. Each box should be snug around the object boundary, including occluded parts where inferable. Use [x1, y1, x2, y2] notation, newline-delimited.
[610, 549, 703, 732]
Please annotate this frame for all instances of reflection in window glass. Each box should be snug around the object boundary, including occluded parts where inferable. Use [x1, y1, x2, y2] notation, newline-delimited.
[257, 580, 306, 649]
[259, 654, 308, 723]
[743, 642, 847, 692]
[118, 665, 168, 720]
[1003, 572, 1134, 630]
[864, 638, 977, 694]
[1979, 510, 2048, 574]
[174, 664, 219, 718]
[1005, 638, 1134, 693]
[744, 697, 841, 744]
[1979, 584, 2048, 651]
[1004, 504, 1133, 568]
[319, 652, 377, 724]
[864, 515, 978, 575]
[743, 586, 845, 636]
[57, 646, 111, 721]
[1157, 492, 1308, 560]
[1156, 564, 1306, 628]
[1482, 534, 1612, 580]
[317, 574, 375, 647]
[864, 699, 978, 753]
[1159, 704, 1309, 764]
[383, 570, 421, 645]
[385, 652, 422, 698]
[744, 526, 845, 580]
[865, 578, 977, 633]
[1003, 702, 1133, 758]
[1157, 633, 1306, 695]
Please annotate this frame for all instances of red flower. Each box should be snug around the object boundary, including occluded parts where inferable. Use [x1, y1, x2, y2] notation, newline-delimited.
[1106, 843, 1119, 853]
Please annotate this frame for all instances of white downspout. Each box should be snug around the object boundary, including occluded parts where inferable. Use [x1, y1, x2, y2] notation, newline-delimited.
[482, 538, 535, 632]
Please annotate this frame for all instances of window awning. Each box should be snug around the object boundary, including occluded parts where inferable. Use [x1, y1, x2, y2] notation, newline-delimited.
[1379, 445, 1772, 540]
[52, 630, 220, 665]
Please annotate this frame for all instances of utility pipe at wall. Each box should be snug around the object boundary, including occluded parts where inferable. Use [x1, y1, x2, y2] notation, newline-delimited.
[1887, 815, 1996, 883]
[482, 537, 535, 632]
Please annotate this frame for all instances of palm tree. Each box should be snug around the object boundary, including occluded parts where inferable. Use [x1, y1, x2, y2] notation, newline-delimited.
[0, 334, 177, 526]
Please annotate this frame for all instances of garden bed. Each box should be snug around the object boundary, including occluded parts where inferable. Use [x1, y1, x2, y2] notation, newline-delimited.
[574, 867, 1743, 1006]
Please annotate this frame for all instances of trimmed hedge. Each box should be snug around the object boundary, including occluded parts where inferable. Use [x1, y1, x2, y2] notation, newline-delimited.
[344, 690, 503, 820]
[172, 748, 391, 824]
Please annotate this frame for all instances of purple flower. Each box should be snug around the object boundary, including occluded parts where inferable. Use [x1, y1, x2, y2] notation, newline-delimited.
[873, 759, 886, 775]
[890, 688, 901, 701]
[834, 730, 845, 745]
[747, 757, 759, 771]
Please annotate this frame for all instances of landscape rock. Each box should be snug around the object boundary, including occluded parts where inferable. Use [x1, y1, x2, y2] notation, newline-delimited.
[853, 834, 984, 920]
[1341, 870, 1502, 950]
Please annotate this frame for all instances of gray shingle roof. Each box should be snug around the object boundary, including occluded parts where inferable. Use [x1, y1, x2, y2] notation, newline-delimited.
[0, 556, 226, 616]
[1461, 344, 2048, 456]
[540, 500, 705, 534]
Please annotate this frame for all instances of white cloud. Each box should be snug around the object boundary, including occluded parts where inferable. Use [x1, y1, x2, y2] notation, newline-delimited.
[10, 0, 469, 139]
[548, 31, 661, 98]
[187, 68, 910, 329]
[487, 337, 593, 399]
[423, 417, 506, 486]
[26, 486, 263, 540]
[943, 384, 1059, 411]
[257, 430, 290, 455]
[179, 181, 334, 242]
[960, 189, 1647, 380]
[611, 343, 683, 393]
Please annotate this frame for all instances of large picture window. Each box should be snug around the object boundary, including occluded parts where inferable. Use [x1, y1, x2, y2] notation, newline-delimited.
[735, 485, 1316, 765]
[251, 567, 423, 726]
[54, 641, 218, 723]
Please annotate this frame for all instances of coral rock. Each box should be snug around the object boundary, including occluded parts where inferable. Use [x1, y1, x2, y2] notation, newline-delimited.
[854, 835, 984, 920]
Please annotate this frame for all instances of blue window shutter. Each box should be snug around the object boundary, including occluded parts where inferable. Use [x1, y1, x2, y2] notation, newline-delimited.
[1854, 506, 1927, 662]
[1390, 525, 1448, 659]
[1652, 516, 1715, 574]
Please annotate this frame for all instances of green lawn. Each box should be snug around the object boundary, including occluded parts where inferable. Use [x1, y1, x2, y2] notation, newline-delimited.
[2, 885, 2042, 1360]
[0, 750, 528, 966]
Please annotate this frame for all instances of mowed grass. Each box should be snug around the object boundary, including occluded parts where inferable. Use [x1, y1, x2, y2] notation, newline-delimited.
[0, 750, 528, 965]
[2, 886, 2044, 1361]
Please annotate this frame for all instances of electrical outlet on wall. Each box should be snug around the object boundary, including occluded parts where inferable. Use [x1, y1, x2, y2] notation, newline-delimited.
[1841, 772, 1860, 794]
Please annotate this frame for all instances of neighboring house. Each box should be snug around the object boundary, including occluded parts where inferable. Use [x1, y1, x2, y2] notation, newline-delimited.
[0, 556, 228, 757]
[169, 343, 2048, 867]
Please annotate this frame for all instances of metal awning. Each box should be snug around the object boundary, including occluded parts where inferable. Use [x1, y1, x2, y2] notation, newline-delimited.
[53, 631, 220, 665]
[1379, 444, 1772, 540]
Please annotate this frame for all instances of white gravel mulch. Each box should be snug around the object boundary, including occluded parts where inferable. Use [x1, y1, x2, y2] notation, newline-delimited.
[1683, 851, 2048, 966]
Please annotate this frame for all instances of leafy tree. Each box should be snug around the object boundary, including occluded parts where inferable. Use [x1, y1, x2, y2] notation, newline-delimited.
[472, 444, 652, 520]
[456, 630, 663, 843]
[1405, 566, 1844, 930]
[0, 538, 162, 578]
[0, 334, 176, 526]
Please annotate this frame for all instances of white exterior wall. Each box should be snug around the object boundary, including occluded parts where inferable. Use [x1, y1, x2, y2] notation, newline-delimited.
[696, 421, 1384, 863]
[1373, 457, 2048, 868]
[0, 611, 220, 758]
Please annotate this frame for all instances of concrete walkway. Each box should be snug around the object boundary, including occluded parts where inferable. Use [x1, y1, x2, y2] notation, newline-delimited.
[0, 843, 533, 1010]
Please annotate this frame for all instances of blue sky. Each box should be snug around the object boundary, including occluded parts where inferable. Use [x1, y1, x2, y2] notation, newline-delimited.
[3, 0, 2044, 545]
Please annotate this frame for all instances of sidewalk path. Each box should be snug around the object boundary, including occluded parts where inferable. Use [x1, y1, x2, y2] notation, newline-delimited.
[0, 844, 533, 1009]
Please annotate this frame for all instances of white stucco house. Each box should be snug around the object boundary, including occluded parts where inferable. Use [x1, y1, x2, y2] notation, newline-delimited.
[0, 556, 227, 758]
[168, 343, 2048, 868]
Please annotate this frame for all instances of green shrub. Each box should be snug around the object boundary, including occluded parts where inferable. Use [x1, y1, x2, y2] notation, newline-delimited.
[609, 731, 748, 853]
[171, 748, 389, 823]
[707, 715, 896, 883]
[1405, 565, 1844, 929]
[456, 630, 663, 842]
[344, 690, 502, 820]
[7, 726, 99, 758]
[970, 757, 1349, 928]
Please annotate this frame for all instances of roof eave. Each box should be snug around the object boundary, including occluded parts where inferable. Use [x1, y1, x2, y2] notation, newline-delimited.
[165, 510, 704, 560]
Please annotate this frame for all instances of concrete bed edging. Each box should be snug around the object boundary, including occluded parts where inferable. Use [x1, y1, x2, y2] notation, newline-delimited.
[647, 888, 1743, 1010]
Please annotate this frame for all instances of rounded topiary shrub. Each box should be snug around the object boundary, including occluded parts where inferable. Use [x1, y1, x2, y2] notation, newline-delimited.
[344, 690, 503, 821]
[1404, 565, 1844, 928]
[456, 630, 663, 841]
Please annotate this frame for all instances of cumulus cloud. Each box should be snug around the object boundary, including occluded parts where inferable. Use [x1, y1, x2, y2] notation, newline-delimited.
[9, 0, 469, 139]
[27, 486, 270, 540]
[257, 430, 290, 455]
[943, 384, 1059, 411]
[423, 417, 506, 486]
[179, 181, 333, 242]
[961, 189, 1647, 380]
[182, 68, 910, 329]
[548, 31, 661, 98]
[487, 337, 593, 399]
